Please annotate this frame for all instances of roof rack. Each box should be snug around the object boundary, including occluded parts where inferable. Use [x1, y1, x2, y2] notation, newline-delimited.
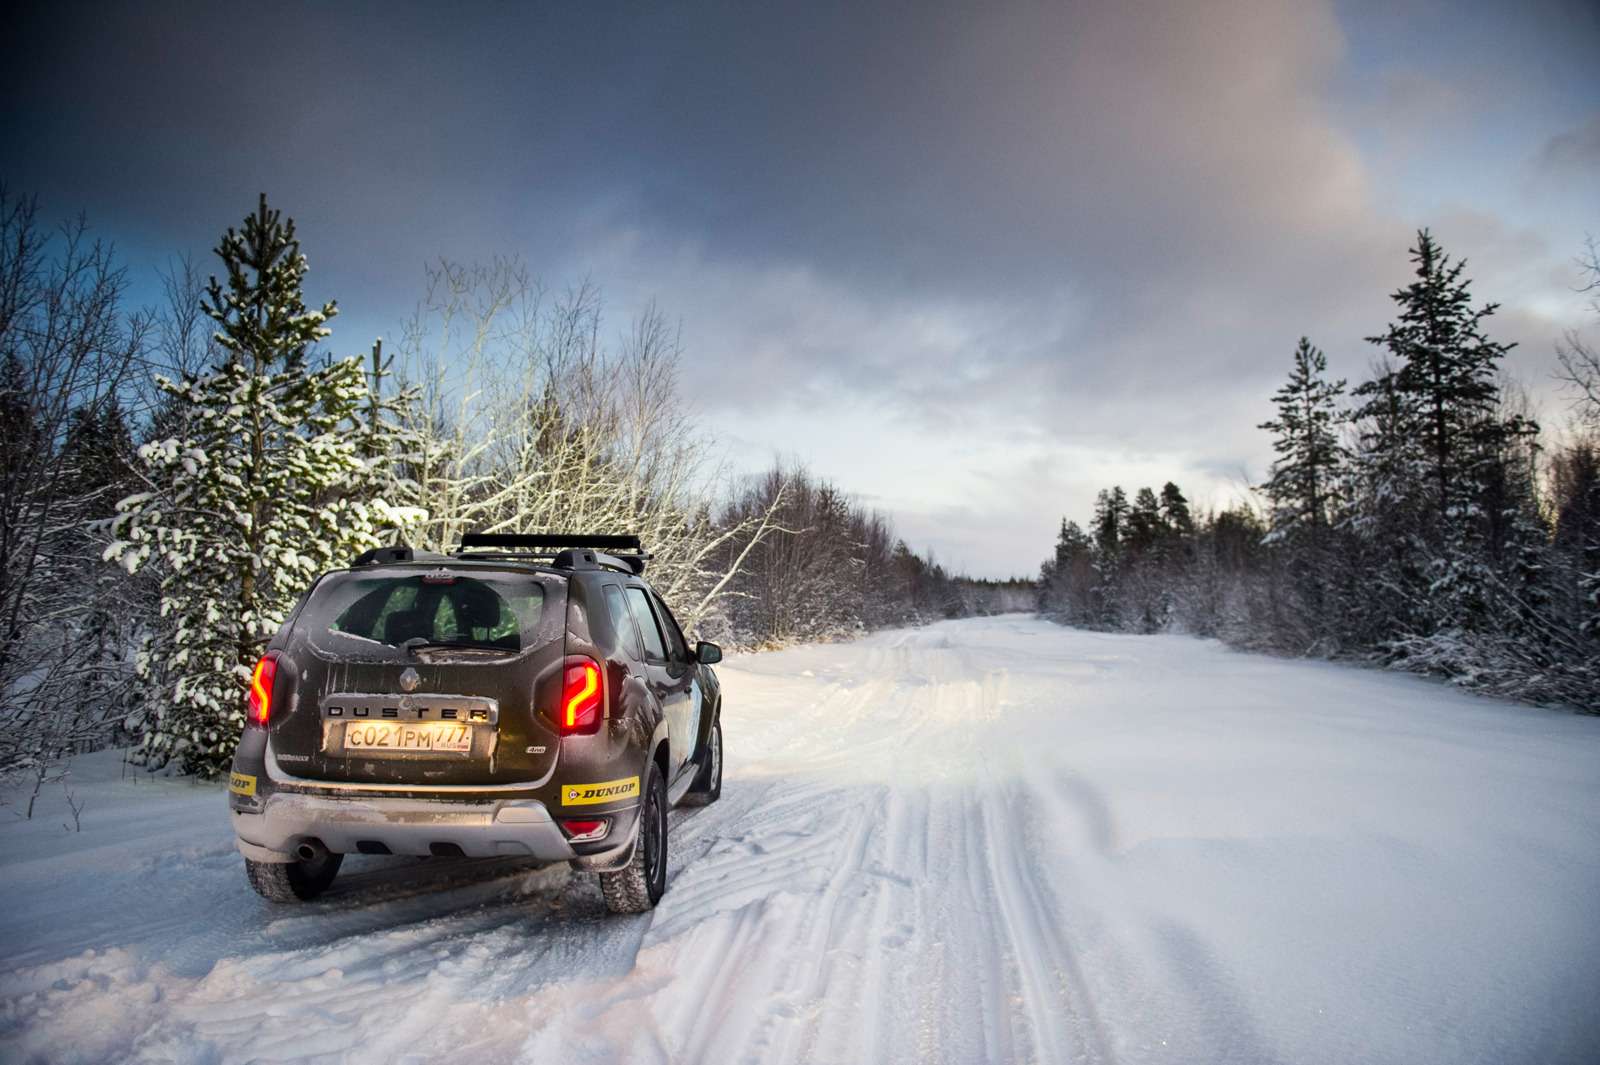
[458, 533, 643, 553]
[453, 532, 651, 576]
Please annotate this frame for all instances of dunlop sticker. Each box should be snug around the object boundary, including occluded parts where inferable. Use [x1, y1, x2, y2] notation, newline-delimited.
[561, 776, 640, 806]
[228, 772, 257, 798]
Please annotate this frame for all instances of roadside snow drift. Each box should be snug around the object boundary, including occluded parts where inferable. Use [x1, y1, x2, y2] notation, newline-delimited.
[3, 616, 1597, 1064]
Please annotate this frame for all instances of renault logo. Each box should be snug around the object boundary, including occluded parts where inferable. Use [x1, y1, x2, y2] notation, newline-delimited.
[398, 667, 420, 693]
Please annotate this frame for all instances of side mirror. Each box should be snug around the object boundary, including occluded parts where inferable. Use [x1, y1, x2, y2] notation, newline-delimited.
[695, 641, 723, 665]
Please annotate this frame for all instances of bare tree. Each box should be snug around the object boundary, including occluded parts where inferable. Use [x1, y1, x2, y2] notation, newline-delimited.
[395, 258, 782, 633]
[1555, 236, 1600, 425]
[0, 189, 149, 778]
[712, 464, 964, 647]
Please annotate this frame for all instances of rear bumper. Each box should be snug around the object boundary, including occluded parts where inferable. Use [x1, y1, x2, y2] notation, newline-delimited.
[233, 792, 581, 862]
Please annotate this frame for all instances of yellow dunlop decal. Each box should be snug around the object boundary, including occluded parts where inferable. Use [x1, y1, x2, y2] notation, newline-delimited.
[228, 772, 257, 798]
[561, 775, 640, 806]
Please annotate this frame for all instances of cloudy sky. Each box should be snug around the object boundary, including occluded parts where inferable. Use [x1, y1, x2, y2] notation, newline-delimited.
[4, 0, 1597, 577]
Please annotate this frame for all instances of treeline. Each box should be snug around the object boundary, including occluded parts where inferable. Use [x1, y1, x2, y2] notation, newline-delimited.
[1041, 230, 1600, 711]
[0, 191, 989, 782]
[709, 465, 1036, 647]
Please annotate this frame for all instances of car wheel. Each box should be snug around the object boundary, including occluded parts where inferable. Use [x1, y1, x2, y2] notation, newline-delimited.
[682, 717, 722, 806]
[244, 852, 343, 902]
[600, 762, 668, 913]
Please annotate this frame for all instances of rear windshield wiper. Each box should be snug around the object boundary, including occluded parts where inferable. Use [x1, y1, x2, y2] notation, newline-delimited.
[401, 637, 515, 655]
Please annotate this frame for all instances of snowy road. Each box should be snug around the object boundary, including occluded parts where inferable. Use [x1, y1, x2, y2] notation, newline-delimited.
[3, 616, 1598, 1064]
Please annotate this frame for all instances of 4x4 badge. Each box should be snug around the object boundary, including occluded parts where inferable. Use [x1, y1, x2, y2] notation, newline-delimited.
[398, 667, 420, 692]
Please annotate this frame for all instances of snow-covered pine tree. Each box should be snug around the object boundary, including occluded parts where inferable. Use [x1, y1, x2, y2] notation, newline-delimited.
[1120, 487, 1167, 630]
[1344, 361, 1431, 643]
[1092, 487, 1129, 625]
[109, 195, 421, 777]
[1041, 519, 1095, 621]
[1355, 230, 1528, 627]
[1257, 338, 1349, 644]
[1259, 338, 1347, 547]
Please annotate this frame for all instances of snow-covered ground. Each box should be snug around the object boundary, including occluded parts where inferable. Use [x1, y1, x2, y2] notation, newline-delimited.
[3, 615, 1597, 1065]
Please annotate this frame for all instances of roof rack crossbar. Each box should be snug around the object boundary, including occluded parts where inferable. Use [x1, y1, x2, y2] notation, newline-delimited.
[458, 533, 644, 553]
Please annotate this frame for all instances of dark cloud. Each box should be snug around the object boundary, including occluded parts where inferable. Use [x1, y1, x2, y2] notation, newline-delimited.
[2, 0, 1594, 575]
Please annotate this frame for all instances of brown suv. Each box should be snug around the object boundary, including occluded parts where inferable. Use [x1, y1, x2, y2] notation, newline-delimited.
[226, 534, 723, 914]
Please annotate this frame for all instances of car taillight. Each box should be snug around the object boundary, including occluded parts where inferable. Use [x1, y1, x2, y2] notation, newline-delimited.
[247, 651, 280, 727]
[560, 657, 603, 734]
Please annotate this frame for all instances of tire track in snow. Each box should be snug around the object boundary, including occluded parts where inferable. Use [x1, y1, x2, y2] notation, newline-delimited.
[125, 865, 625, 1063]
[977, 776, 1117, 1064]
[4, 619, 1123, 1065]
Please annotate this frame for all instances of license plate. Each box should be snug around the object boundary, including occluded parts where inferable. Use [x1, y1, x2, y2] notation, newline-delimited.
[343, 722, 474, 754]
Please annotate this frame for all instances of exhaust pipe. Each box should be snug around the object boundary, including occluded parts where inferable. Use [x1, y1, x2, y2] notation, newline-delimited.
[296, 839, 329, 863]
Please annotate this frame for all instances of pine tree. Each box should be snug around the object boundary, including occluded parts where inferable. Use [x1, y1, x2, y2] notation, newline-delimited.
[1159, 482, 1193, 538]
[108, 195, 422, 776]
[1342, 363, 1429, 641]
[1126, 487, 1163, 556]
[1257, 339, 1348, 642]
[61, 399, 137, 504]
[1260, 338, 1347, 547]
[1042, 519, 1095, 621]
[1361, 232, 1514, 525]
[1091, 487, 1129, 625]
[1353, 230, 1532, 626]
[1093, 487, 1128, 555]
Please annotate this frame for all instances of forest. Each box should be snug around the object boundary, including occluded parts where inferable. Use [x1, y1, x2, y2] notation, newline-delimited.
[0, 190, 1026, 784]
[1039, 231, 1600, 712]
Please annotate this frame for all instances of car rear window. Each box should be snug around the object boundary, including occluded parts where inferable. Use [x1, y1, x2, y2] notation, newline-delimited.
[301, 569, 560, 656]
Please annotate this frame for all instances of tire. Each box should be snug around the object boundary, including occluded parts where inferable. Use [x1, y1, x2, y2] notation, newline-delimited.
[600, 763, 667, 913]
[244, 851, 343, 902]
[681, 716, 722, 806]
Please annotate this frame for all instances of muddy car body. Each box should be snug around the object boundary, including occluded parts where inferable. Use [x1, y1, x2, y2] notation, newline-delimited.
[227, 534, 723, 913]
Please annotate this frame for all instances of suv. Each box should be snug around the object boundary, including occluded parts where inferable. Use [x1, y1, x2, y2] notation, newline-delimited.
[226, 534, 724, 914]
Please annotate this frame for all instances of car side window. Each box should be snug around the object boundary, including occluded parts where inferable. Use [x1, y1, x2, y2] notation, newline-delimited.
[603, 584, 642, 661]
[651, 592, 690, 663]
[626, 586, 668, 663]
